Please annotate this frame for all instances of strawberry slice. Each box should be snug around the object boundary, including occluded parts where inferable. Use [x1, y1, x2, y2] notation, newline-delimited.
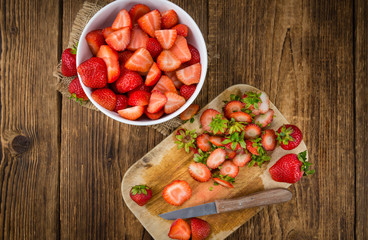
[128, 90, 151, 106]
[259, 92, 270, 114]
[125, 48, 153, 72]
[152, 75, 178, 94]
[224, 101, 243, 118]
[246, 139, 260, 156]
[144, 108, 164, 120]
[146, 38, 163, 59]
[168, 219, 191, 240]
[112, 9, 132, 30]
[170, 36, 191, 63]
[97, 45, 120, 83]
[165, 71, 183, 88]
[225, 148, 237, 159]
[197, 133, 211, 152]
[207, 148, 226, 169]
[145, 62, 161, 86]
[212, 178, 234, 188]
[138, 9, 161, 37]
[220, 160, 239, 178]
[163, 180, 192, 206]
[209, 136, 225, 147]
[254, 109, 274, 128]
[127, 25, 149, 51]
[200, 109, 221, 132]
[172, 24, 188, 37]
[187, 44, 201, 66]
[155, 29, 177, 49]
[105, 27, 131, 51]
[176, 63, 201, 85]
[244, 123, 261, 139]
[118, 106, 145, 120]
[147, 90, 167, 113]
[188, 162, 211, 182]
[129, 4, 150, 24]
[261, 129, 277, 151]
[164, 92, 186, 114]
[157, 50, 181, 72]
[233, 151, 252, 167]
[229, 111, 252, 123]
[85, 29, 105, 56]
[102, 27, 114, 39]
[161, 10, 178, 29]
[191, 218, 211, 240]
[180, 104, 199, 121]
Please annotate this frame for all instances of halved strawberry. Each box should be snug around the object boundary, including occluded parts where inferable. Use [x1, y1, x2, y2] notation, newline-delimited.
[229, 111, 252, 123]
[164, 92, 186, 114]
[105, 27, 131, 51]
[188, 162, 211, 182]
[233, 151, 252, 167]
[118, 51, 134, 65]
[85, 29, 105, 56]
[102, 27, 115, 39]
[200, 109, 221, 132]
[161, 9, 178, 29]
[138, 9, 161, 37]
[115, 70, 143, 93]
[145, 108, 164, 120]
[128, 90, 151, 106]
[207, 148, 226, 169]
[165, 71, 183, 88]
[97, 45, 120, 83]
[187, 44, 201, 66]
[112, 9, 132, 30]
[244, 123, 262, 139]
[246, 139, 260, 156]
[146, 38, 163, 59]
[147, 90, 167, 113]
[225, 148, 237, 159]
[125, 48, 153, 72]
[191, 218, 211, 240]
[129, 4, 150, 24]
[259, 92, 270, 114]
[197, 133, 211, 152]
[155, 29, 177, 49]
[152, 75, 178, 94]
[261, 129, 276, 151]
[157, 50, 181, 72]
[176, 63, 201, 85]
[172, 24, 188, 37]
[212, 178, 234, 188]
[209, 136, 225, 147]
[163, 180, 192, 206]
[145, 62, 161, 86]
[170, 36, 191, 63]
[180, 104, 199, 121]
[254, 109, 274, 128]
[127, 25, 149, 51]
[224, 101, 243, 118]
[220, 160, 239, 178]
[168, 219, 191, 240]
[91, 88, 117, 111]
[118, 106, 145, 120]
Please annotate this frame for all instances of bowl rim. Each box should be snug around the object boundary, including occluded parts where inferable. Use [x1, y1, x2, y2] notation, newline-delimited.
[76, 0, 208, 126]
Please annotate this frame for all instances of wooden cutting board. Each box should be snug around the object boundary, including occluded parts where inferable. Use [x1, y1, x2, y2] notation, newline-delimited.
[121, 84, 308, 240]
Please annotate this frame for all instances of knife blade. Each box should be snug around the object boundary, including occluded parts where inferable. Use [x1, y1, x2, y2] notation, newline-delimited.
[159, 188, 292, 220]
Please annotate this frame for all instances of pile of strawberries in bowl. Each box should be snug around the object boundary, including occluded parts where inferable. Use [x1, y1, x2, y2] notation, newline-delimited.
[76, 0, 207, 125]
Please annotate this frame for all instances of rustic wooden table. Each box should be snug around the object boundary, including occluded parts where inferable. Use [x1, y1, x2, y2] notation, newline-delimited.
[0, 0, 367, 239]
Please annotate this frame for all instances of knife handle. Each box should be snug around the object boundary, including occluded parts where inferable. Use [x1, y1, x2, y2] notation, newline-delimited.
[214, 188, 292, 214]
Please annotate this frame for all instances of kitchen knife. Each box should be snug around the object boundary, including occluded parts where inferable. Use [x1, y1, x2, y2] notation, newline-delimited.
[159, 188, 292, 220]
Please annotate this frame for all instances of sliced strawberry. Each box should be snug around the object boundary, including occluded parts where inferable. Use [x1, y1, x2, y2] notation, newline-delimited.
[229, 111, 252, 123]
[97, 45, 120, 83]
[225, 148, 237, 159]
[233, 151, 252, 167]
[207, 148, 226, 169]
[85, 29, 105, 56]
[147, 90, 167, 113]
[180, 84, 196, 100]
[138, 9, 161, 37]
[187, 44, 201, 66]
[112, 9, 132, 30]
[164, 92, 186, 114]
[118, 106, 145, 120]
[163, 180, 192, 206]
[254, 109, 274, 128]
[168, 219, 191, 240]
[114, 94, 128, 112]
[224, 101, 243, 118]
[91, 88, 117, 111]
[209, 136, 225, 147]
[155, 29, 177, 49]
[200, 109, 221, 132]
[105, 27, 131, 51]
[169, 36, 191, 63]
[102, 27, 114, 39]
[145, 108, 164, 120]
[180, 104, 199, 121]
[176, 63, 201, 85]
[244, 123, 262, 139]
[172, 24, 188, 37]
[146, 38, 163, 59]
[259, 92, 270, 114]
[191, 218, 211, 240]
[128, 90, 151, 106]
[246, 139, 260, 156]
[152, 75, 178, 94]
[161, 9, 178, 29]
[220, 160, 239, 178]
[157, 50, 181, 71]
[118, 50, 134, 65]
[261, 129, 276, 151]
[127, 25, 149, 51]
[188, 162, 211, 182]
[197, 133, 211, 152]
[115, 70, 143, 93]
[125, 48, 153, 72]
[212, 178, 234, 188]
[129, 4, 150, 24]
[165, 71, 183, 88]
[145, 62, 161, 86]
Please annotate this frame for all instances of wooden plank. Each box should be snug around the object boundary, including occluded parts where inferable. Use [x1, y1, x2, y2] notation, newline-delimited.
[0, 0, 61, 239]
[355, 0, 368, 239]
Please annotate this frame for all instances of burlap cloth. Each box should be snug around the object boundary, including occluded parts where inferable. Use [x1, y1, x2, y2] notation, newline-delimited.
[53, 1, 183, 136]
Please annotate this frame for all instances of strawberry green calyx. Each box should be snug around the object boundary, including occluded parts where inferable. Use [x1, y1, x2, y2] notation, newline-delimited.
[248, 137, 271, 167]
[209, 114, 228, 134]
[131, 185, 150, 195]
[242, 91, 262, 109]
[69, 93, 87, 105]
[175, 128, 197, 153]
[212, 173, 235, 183]
[298, 151, 315, 176]
[222, 131, 246, 150]
[193, 149, 210, 164]
[228, 118, 246, 134]
[70, 42, 79, 54]
[276, 125, 295, 145]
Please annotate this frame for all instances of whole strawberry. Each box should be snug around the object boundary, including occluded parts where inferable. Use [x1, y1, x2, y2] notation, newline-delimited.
[68, 77, 88, 103]
[61, 45, 77, 76]
[277, 124, 303, 150]
[114, 94, 128, 112]
[91, 88, 117, 111]
[146, 38, 163, 59]
[269, 151, 314, 183]
[115, 70, 143, 93]
[180, 84, 196, 100]
[77, 57, 107, 88]
[129, 185, 152, 206]
[191, 218, 211, 240]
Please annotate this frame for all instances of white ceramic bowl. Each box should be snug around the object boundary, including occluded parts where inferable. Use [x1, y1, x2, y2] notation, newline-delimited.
[77, 0, 207, 126]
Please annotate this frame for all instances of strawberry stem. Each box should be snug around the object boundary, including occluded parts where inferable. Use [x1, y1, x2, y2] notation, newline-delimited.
[298, 151, 315, 175]
[276, 125, 295, 145]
